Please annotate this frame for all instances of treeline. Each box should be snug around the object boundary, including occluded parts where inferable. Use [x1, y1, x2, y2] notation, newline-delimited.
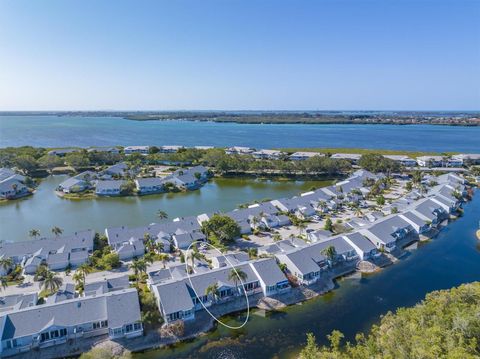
[0, 147, 354, 177]
[0, 146, 407, 178]
[299, 282, 480, 359]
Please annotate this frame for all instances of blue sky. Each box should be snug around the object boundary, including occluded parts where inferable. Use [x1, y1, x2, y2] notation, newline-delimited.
[0, 0, 479, 111]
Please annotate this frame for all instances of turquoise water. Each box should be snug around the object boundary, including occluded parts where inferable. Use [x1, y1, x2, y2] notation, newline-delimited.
[0, 175, 328, 242]
[1, 115, 479, 152]
[135, 193, 480, 359]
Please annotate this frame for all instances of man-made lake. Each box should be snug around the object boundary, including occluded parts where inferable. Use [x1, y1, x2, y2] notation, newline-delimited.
[1, 115, 479, 152]
[135, 192, 480, 359]
[0, 176, 327, 242]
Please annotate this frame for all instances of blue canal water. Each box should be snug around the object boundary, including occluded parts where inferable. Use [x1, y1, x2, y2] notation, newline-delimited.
[1, 115, 479, 152]
[135, 192, 480, 359]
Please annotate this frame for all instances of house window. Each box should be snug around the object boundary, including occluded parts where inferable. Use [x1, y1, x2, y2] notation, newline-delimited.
[101, 320, 108, 328]
[125, 324, 133, 333]
[134, 323, 142, 331]
[60, 329, 67, 337]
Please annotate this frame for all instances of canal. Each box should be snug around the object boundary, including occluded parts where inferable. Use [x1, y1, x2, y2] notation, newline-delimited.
[134, 192, 480, 359]
[0, 175, 329, 242]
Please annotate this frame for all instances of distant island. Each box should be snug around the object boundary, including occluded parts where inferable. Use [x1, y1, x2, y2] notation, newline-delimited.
[1, 111, 480, 126]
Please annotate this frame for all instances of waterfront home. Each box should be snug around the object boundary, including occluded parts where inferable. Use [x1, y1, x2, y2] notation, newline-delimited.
[124, 146, 150, 155]
[383, 155, 417, 167]
[83, 275, 130, 297]
[102, 162, 129, 177]
[342, 232, 378, 260]
[159, 145, 184, 153]
[95, 180, 125, 196]
[436, 173, 468, 186]
[226, 202, 279, 234]
[416, 155, 462, 168]
[162, 165, 211, 190]
[0, 288, 143, 357]
[115, 238, 145, 261]
[152, 281, 195, 323]
[0, 293, 38, 313]
[105, 217, 203, 256]
[411, 198, 449, 227]
[211, 252, 250, 268]
[452, 153, 480, 165]
[360, 215, 414, 252]
[289, 151, 324, 161]
[260, 214, 291, 229]
[271, 197, 317, 219]
[416, 156, 444, 167]
[87, 147, 120, 154]
[225, 146, 255, 155]
[250, 258, 290, 296]
[330, 153, 361, 164]
[152, 258, 288, 323]
[252, 149, 284, 160]
[0, 177, 29, 200]
[0, 168, 30, 200]
[275, 250, 322, 285]
[47, 148, 79, 156]
[398, 211, 430, 234]
[194, 146, 215, 150]
[135, 177, 164, 194]
[0, 230, 94, 274]
[307, 236, 359, 265]
[57, 172, 95, 193]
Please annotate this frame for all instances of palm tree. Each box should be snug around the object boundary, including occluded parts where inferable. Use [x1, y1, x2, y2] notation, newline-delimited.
[41, 270, 63, 293]
[250, 216, 259, 229]
[156, 210, 168, 220]
[354, 207, 363, 218]
[321, 245, 337, 265]
[0, 257, 13, 273]
[188, 248, 202, 268]
[51, 226, 63, 237]
[34, 264, 49, 281]
[0, 276, 8, 291]
[297, 222, 307, 236]
[318, 201, 328, 213]
[205, 283, 220, 303]
[29, 229, 41, 239]
[273, 234, 282, 242]
[155, 241, 165, 253]
[158, 253, 170, 269]
[77, 263, 91, 286]
[144, 233, 155, 252]
[72, 271, 84, 292]
[130, 259, 147, 285]
[228, 268, 248, 295]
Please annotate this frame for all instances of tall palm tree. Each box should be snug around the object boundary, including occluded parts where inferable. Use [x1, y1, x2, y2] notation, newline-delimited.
[321, 245, 337, 265]
[297, 222, 307, 236]
[72, 271, 84, 292]
[228, 268, 248, 295]
[29, 229, 41, 239]
[34, 264, 49, 281]
[188, 248, 202, 268]
[130, 259, 147, 285]
[158, 253, 170, 269]
[354, 207, 363, 218]
[51, 226, 63, 237]
[205, 283, 220, 303]
[0, 257, 13, 273]
[144, 233, 155, 252]
[0, 276, 8, 291]
[77, 263, 91, 286]
[155, 241, 165, 253]
[156, 210, 168, 220]
[41, 271, 63, 293]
